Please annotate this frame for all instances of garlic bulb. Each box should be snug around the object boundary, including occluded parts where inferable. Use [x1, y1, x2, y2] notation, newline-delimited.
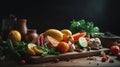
[68, 41, 76, 51]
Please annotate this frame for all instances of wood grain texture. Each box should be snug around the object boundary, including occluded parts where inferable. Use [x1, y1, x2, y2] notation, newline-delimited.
[29, 48, 110, 63]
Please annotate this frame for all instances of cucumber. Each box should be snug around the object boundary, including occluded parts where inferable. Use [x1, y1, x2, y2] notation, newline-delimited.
[78, 37, 88, 48]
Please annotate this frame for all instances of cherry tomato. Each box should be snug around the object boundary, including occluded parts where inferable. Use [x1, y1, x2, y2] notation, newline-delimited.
[105, 55, 109, 60]
[101, 57, 107, 62]
[20, 60, 26, 65]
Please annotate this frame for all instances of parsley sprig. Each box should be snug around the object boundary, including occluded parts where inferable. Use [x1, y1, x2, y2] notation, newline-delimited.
[69, 19, 100, 36]
[37, 43, 60, 57]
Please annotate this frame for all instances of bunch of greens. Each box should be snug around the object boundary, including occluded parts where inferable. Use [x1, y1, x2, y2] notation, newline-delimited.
[15, 41, 27, 51]
[69, 19, 101, 36]
[37, 43, 60, 57]
[0, 39, 27, 60]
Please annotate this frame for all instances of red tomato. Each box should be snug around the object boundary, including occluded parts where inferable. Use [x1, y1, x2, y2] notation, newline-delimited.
[110, 45, 120, 55]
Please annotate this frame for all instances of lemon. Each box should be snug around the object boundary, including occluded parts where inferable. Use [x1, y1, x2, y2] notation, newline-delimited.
[8, 30, 21, 43]
[61, 29, 72, 36]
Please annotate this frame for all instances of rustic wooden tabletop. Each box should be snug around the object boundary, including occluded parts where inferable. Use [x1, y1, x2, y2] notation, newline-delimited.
[0, 55, 120, 67]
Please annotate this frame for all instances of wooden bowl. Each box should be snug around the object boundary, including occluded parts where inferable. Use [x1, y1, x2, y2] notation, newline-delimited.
[99, 36, 120, 48]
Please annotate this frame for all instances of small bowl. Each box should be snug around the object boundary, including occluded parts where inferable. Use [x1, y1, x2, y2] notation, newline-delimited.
[99, 36, 120, 48]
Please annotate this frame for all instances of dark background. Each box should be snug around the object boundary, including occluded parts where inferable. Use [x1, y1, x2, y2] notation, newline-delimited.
[0, 0, 120, 35]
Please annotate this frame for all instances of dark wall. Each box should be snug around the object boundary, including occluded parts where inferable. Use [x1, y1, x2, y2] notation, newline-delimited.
[0, 0, 120, 35]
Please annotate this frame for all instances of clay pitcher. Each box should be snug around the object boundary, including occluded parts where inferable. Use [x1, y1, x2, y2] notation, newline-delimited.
[17, 19, 27, 41]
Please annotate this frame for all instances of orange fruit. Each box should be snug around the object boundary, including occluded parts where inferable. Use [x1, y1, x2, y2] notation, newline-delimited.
[8, 30, 21, 43]
[57, 42, 69, 53]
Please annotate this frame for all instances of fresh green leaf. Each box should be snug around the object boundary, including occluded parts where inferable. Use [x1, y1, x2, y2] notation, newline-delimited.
[69, 19, 101, 36]
[37, 43, 60, 57]
[41, 52, 48, 57]
[15, 41, 27, 51]
[5, 39, 21, 60]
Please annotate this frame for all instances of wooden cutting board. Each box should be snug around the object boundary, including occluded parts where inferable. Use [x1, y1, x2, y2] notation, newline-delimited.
[28, 48, 110, 64]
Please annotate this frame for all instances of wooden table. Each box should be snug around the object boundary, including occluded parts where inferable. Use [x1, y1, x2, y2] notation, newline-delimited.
[0, 55, 120, 67]
[0, 48, 120, 67]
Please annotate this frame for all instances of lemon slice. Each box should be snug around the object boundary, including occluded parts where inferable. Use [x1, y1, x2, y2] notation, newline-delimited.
[78, 37, 88, 48]
[28, 43, 36, 49]
[26, 43, 36, 55]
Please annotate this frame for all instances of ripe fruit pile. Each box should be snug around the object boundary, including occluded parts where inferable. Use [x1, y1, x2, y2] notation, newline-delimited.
[1, 18, 118, 65]
[34, 29, 88, 54]
[0, 19, 90, 60]
[0, 18, 103, 59]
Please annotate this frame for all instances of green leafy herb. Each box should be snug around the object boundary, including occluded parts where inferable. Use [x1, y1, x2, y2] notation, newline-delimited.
[69, 19, 101, 37]
[6, 39, 21, 60]
[37, 43, 60, 57]
[15, 41, 27, 51]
